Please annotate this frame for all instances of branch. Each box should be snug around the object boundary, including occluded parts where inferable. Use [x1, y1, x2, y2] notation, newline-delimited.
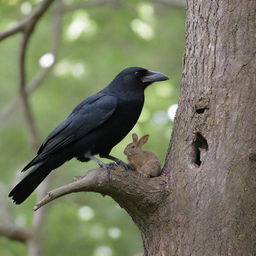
[34, 169, 103, 210]
[13, 0, 55, 151]
[18, 34, 40, 151]
[0, 0, 55, 41]
[34, 166, 170, 218]
[0, 225, 31, 243]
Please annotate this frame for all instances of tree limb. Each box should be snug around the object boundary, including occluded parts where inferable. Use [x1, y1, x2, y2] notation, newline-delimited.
[18, 34, 40, 151]
[34, 169, 105, 211]
[15, 0, 55, 151]
[0, 225, 31, 243]
[34, 166, 170, 219]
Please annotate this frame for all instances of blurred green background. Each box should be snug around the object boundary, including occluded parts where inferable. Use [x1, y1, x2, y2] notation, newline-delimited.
[0, 0, 185, 255]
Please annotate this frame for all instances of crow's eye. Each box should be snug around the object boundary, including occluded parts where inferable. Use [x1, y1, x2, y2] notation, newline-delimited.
[134, 71, 139, 76]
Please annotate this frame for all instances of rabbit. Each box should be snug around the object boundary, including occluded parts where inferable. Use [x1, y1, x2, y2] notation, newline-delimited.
[123, 133, 162, 177]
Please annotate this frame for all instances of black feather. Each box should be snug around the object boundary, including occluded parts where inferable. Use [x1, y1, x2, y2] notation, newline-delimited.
[9, 163, 49, 204]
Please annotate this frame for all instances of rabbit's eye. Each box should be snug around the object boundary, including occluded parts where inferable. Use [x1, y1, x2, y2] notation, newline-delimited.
[131, 145, 135, 149]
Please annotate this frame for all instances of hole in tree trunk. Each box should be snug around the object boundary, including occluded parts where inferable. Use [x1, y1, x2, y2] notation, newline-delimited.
[196, 107, 207, 114]
[192, 132, 208, 166]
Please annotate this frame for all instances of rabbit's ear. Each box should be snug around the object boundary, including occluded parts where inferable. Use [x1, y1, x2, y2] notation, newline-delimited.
[132, 133, 138, 143]
[138, 134, 149, 147]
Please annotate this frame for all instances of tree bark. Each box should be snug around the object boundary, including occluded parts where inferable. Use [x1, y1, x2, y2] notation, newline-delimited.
[33, 0, 256, 255]
[157, 0, 256, 255]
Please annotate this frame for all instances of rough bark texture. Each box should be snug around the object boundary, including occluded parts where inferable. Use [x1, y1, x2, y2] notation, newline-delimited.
[160, 0, 256, 255]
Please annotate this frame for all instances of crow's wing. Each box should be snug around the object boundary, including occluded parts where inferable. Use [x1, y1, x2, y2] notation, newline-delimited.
[37, 93, 101, 153]
[22, 94, 117, 171]
[40, 94, 117, 155]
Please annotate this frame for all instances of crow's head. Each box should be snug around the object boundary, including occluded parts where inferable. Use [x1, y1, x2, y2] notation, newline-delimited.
[109, 67, 169, 91]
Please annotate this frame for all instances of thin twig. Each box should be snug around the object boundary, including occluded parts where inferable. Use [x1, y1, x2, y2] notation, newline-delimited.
[0, 21, 26, 41]
[18, 33, 40, 151]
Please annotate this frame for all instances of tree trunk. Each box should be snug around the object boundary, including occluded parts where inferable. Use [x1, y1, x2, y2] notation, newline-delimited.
[139, 0, 256, 255]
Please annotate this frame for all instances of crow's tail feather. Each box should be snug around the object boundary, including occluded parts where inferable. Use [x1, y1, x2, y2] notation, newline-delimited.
[9, 163, 51, 204]
[21, 155, 42, 172]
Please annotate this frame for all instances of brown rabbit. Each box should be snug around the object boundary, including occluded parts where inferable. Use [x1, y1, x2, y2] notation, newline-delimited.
[124, 133, 162, 177]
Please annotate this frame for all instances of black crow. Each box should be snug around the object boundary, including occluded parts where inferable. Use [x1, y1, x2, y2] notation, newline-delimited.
[9, 67, 169, 204]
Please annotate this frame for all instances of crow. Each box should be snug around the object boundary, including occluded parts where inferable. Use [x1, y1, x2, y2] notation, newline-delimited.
[9, 67, 169, 204]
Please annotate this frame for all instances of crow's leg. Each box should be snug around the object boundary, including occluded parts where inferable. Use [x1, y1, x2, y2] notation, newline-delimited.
[103, 155, 134, 170]
[84, 152, 109, 169]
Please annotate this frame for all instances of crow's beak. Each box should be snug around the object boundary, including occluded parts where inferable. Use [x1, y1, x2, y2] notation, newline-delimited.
[141, 70, 169, 83]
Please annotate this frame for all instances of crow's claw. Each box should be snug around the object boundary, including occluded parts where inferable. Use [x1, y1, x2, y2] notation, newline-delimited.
[105, 162, 118, 170]
[117, 161, 135, 171]
[126, 163, 136, 170]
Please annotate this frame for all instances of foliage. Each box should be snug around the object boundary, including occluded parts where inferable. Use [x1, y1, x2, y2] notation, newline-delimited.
[0, 1, 185, 255]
